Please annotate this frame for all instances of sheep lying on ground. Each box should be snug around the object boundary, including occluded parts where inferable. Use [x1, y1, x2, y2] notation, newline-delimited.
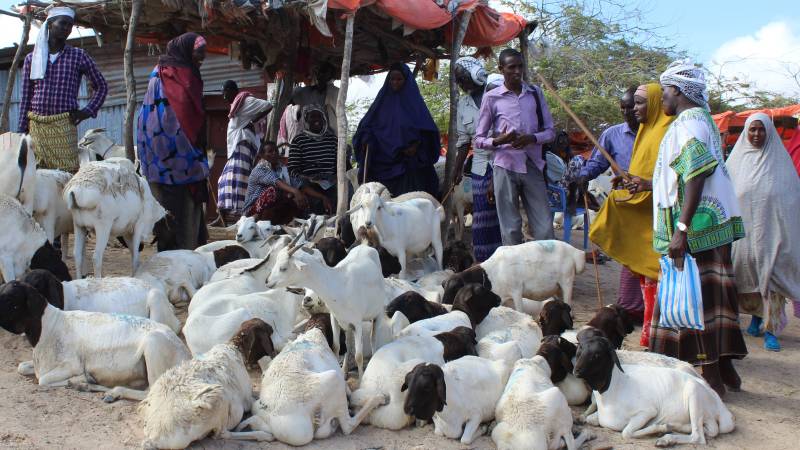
[349, 327, 477, 430]
[537, 299, 574, 336]
[64, 161, 166, 278]
[492, 355, 593, 450]
[575, 336, 734, 446]
[402, 356, 512, 444]
[0, 281, 189, 402]
[399, 284, 500, 338]
[237, 327, 385, 446]
[441, 240, 585, 313]
[538, 335, 591, 406]
[19, 270, 180, 332]
[139, 319, 275, 449]
[386, 291, 448, 324]
[475, 306, 543, 364]
[0, 194, 71, 282]
[135, 246, 249, 304]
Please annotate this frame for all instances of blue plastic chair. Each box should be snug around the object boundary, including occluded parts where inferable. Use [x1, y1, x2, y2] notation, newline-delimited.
[547, 183, 589, 250]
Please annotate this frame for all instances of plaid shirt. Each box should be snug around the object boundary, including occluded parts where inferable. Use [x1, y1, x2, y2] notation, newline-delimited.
[18, 45, 107, 133]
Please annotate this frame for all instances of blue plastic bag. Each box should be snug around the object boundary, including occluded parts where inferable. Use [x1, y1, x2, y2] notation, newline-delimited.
[657, 254, 705, 331]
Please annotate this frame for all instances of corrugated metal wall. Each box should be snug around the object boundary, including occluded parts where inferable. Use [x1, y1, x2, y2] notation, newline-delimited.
[0, 42, 267, 144]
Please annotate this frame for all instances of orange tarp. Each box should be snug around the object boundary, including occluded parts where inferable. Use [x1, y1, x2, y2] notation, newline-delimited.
[713, 105, 800, 132]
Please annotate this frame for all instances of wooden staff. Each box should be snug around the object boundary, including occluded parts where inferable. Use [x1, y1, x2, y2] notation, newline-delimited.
[584, 191, 603, 309]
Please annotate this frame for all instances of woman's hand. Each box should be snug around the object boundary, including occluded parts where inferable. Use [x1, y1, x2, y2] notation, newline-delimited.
[668, 229, 689, 271]
[623, 176, 652, 194]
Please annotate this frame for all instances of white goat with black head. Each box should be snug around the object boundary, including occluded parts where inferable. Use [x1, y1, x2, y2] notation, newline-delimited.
[347, 184, 444, 280]
[264, 229, 387, 379]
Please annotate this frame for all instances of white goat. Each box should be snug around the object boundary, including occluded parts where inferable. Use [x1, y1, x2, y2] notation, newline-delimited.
[265, 238, 387, 379]
[237, 328, 385, 446]
[0, 133, 36, 213]
[78, 128, 127, 164]
[441, 240, 585, 312]
[20, 270, 180, 332]
[32, 169, 73, 259]
[575, 337, 734, 447]
[1, 281, 189, 402]
[64, 161, 166, 278]
[492, 356, 592, 450]
[348, 190, 444, 280]
[139, 320, 274, 449]
[475, 306, 543, 363]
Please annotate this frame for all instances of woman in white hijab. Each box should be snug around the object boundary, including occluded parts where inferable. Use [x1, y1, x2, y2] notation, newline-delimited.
[728, 112, 800, 351]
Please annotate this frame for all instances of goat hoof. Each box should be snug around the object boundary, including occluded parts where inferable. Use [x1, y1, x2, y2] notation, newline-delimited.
[655, 437, 674, 447]
[102, 394, 118, 403]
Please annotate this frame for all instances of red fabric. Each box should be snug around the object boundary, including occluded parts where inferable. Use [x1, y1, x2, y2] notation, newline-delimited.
[228, 91, 253, 119]
[458, 8, 527, 47]
[374, 0, 478, 31]
[788, 127, 800, 177]
[159, 65, 205, 147]
[713, 105, 800, 132]
[639, 276, 658, 347]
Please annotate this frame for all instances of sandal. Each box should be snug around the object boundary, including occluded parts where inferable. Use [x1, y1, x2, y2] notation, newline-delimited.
[746, 316, 763, 337]
[764, 332, 781, 352]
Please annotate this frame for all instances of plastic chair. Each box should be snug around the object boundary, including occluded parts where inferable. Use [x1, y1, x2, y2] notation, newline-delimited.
[547, 183, 589, 250]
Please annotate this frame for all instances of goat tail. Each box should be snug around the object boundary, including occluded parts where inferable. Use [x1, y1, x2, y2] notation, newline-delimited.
[15, 136, 30, 199]
[573, 246, 586, 274]
[66, 191, 78, 210]
[435, 205, 445, 223]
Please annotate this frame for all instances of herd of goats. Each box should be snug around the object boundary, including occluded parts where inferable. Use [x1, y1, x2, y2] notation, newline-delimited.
[0, 131, 735, 449]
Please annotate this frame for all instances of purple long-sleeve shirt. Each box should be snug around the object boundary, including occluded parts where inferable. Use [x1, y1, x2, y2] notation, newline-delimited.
[18, 45, 107, 133]
[578, 121, 636, 179]
[473, 82, 555, 173]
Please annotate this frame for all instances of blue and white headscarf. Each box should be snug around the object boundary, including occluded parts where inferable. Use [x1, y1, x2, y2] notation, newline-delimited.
[455, 56, 487, 86]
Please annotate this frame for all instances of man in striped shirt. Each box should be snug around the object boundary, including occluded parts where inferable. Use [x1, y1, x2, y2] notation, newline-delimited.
[18, 7, 107, 172]
[288, 105, 338, 214]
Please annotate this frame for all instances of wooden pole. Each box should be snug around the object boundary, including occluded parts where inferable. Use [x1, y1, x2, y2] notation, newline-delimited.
[442, 10, 472, 239]
[518, 29, 530, 83]
[0, 7, 31, 133]
[335, 13, 355, 225]
[123, 0, 142, 161]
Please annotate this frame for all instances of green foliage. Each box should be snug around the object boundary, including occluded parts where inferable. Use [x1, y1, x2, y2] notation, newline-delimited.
[417, 71, 452, 132]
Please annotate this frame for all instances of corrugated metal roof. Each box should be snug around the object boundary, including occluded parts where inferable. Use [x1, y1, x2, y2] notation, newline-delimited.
[1, 41, 268, 144]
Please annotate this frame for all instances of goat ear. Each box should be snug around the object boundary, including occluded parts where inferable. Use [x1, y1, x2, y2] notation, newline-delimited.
[257, 326, 276, 357]
[609, 345, 623, 373]
[560, 351, 574, 374]
[561, 307, 573, 330]
[435, 370, 447, 410]
[615, 317, 629, 341]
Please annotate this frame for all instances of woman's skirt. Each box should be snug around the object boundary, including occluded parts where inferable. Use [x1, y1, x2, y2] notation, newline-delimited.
[648, 244, 748, 365]
[471, 167, 502, 262]
[244, 185, 301, 225]
[617, 267, 645, 324]
[217, 141, 257, 215]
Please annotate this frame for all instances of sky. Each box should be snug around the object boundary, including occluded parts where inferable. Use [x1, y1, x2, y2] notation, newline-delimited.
[0, 0, 797, 103]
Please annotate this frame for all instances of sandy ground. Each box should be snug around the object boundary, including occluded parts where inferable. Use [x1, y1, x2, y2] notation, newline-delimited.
[1, 230, 799, 450]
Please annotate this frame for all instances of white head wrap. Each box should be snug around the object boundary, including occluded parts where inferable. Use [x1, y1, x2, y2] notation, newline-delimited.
[455, 56, 487, 86]
[485, 73, 504, 92]
[30, 7, 75, 80]
[659, 58, 709, 110]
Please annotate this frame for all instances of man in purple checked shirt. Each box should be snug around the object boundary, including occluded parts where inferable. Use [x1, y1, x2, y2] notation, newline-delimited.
[474, 48, 555, 245]
[18, 7, 107, 173]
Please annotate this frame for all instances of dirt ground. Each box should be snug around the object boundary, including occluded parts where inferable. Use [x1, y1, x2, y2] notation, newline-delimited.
[1, 231, 798, 450]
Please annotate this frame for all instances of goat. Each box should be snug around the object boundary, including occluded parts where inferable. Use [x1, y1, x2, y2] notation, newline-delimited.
[537, 299, 574, 336]
[313, 237, 348, 267]
[0, 194, 71, 282]
[19, 269, 180, 333]
[0, 133, 36, 213]
[348, 186, 444, 280]
[492, 355, 593, 450]
[78, 128, 127, 164]
[399, 283, 500, 338]
[236, 327, 385, 446]
[64, 161, 166, 278]
[0, 281, 190, 402]
[441, 240, 585, 313]
[386, 291, 448, 324]
[32, 169, 73, 260]
[139, 319, 275, 449]
[575, 336, 734, 446]
[264, 236, 387, 379]
[135, 246, 249, 304]
[442, 241, 474, 273]
[475, 306, 543, 364]
[402, 356, 512, 444]
[349, 327, 478, 430]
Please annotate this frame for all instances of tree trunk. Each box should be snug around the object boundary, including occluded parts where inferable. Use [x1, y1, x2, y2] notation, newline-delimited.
[123, 0, 143, 161]
[442, 11, 472, 239]
[519, 29, 531, 83]
[335, 13, 356, 224]
[0, 10, 32, 133]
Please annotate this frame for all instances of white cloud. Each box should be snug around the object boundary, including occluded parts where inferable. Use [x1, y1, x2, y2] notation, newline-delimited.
[709, 21, 800, 98]
[0, 15, 93, 50]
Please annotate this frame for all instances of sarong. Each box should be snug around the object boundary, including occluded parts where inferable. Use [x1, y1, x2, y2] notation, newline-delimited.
[471, 166, 502, 262]
[27, 111, 79, 173]
[649, 244, 748, 365]
[217, 141, 257, 215]
[639, 276, 657, 347]
[244, 185, 301, 225]
[617, 267, 644, 323]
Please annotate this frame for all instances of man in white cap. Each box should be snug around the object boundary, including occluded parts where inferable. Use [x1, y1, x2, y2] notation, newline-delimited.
[18, 6, 107, 173]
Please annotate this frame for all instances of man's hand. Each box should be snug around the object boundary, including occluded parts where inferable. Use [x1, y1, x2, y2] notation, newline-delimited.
[492, 129, 518, 147]
[68, 109, 91, 126]
[668, 229, 689, 271]
[511, 134, 536, 148]
[623, 176, 652, 194]
[293, 191, 309, 210]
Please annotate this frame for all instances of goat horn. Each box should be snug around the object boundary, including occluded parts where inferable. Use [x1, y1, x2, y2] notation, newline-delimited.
[287, 242, 305, 257]
[286, 229, 304, 249]
[345, 204, 362, 215]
